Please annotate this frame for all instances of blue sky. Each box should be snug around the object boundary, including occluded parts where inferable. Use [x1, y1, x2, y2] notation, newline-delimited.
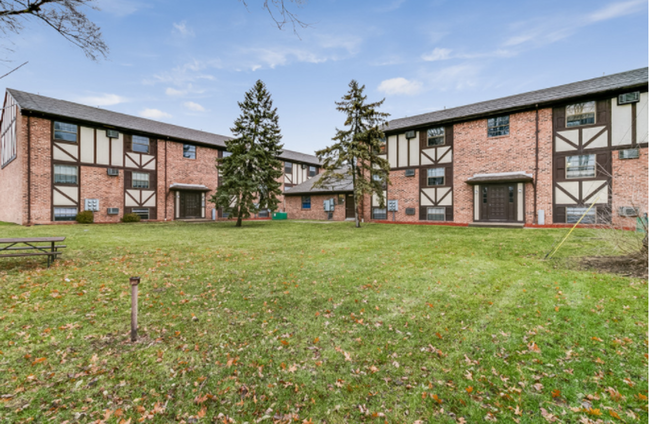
[1, 0, 647, 154]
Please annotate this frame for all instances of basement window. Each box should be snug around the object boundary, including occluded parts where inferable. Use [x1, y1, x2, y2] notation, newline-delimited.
[566, 101, 595, 127]
[53, 121, 78, 143]
[54, 207, 77, 221]
[427, 207, 445, 221]
[132, 208, 150, 220]
[427, 127, 445, 146]
[566, 154, 596, 178]
[566, 207, 596, 224]
[372, 208, 387, 220]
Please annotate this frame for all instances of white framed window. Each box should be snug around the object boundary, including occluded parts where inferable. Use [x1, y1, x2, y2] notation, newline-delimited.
[132, 172, 150, 189]
[487, 115, 509, 137]
[427, 167, 445, 186]
[54, 164, 78, 184]
[566, 101, 595, 127]
[427, 127, 445, 146]
[1, 97, 17, 167]
[53, 121, 78, 142]
[566, 207, 596, 224]
[54, 207, 77, 221]
[427, 207, 445, 221]
[372, 208, 387, 220]
[566, 154, 596, 178]
[132, 208, 149, 220]
[132, 135, 150, 153]
[183, 144, 196, 159]
[284, 161, 293, 173]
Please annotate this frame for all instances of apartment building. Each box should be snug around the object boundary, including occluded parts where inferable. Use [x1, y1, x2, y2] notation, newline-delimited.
[0, 89, 320, 225]
[284, 68, 648, 228]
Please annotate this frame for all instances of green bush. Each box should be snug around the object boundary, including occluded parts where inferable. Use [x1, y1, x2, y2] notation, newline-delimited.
[75, 210, 94, 224]
[121, 213, 141, 223]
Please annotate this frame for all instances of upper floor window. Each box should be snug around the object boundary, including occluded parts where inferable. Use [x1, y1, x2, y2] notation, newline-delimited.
[487, 115, 509, 137]
[54, 121, 78, 143]
[427, 127, 445, 146]
[566, 101, 595, 127]
[222, 151, 232, 158]
[284, 161, 293, 174]
[566, 154, 596, 178]
[132, 135, 150, 153]
[427, 167, 445, 186]
[183, 144, 196, 159]
[132, 172, 150, 189]
[54, 164, 78, 184]
[301, 195, 311, 209]
[309, 166, 317, 177]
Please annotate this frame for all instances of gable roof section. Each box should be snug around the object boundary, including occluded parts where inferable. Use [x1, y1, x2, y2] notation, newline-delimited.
[284, 168, 353, 195]
[386, 68, 648, 132]
[7, 88, 321, 165]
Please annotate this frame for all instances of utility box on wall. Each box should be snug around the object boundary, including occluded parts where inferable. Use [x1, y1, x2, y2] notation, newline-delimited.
[85, 198, 99, 212]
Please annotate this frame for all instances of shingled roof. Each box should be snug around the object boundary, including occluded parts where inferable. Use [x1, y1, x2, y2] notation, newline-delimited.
[386, 67, 648, 132]
[7, 88, 321, 165]
[284, 168, 353, 195]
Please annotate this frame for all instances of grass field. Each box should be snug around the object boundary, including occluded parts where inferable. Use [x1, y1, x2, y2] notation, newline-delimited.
[0, 221, 647, 423]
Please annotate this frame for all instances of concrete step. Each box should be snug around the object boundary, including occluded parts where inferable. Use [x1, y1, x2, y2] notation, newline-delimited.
[468, 222, 524, 229]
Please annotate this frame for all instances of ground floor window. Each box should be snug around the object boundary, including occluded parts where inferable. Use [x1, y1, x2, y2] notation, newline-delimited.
[427, 207, 445, 221]
[132, 208, 150, 220]
[302, 196, 311, 209]
[54, 207, 77, 221]
[566, 207, 596, 224]
[54, 164, 78, 184]
[372, 208, 387, 220]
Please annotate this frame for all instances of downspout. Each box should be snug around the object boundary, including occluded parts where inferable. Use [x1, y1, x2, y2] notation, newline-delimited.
[26, 115, 31, 225]
[164, 138, 168, 220]
[533, 105, 539, 225]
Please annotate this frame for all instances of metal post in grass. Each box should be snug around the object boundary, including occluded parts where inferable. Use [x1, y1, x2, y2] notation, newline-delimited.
[130, 277, 141, 342]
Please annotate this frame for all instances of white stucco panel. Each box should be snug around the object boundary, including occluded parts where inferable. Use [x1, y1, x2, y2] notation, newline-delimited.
[388, 136, 397, 168]
[142, 191, 156, 207]
[583, 126, 607, 149]
[611, 98, 632, 146]
[111, 136, 124, 167]
[637, 92, 648, 144]
[436, 187, 452, 206]
[53, 142, 78, 161]
[555, 182, 579, 204]
[437, 146, 452, 163]
[80, 127, 94, 163]
[582, 180, 608, 204]
[420, 148, 435, 165]
[53, 186, 78, 206]
[398, 138, 408, 168]
[555, 129, 579, 151]
[125, 190, 140, 207]
[420, 188, 435, 206]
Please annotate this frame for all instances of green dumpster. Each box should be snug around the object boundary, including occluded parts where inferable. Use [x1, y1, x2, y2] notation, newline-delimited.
[273, 212, 288, 220]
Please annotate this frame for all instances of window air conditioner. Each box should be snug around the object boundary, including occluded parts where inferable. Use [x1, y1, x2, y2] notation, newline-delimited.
[106, 129, 120, 139]
[405, 130, 416, 139]
[618, 92, 640, 105]
[618, 207, 639, 217]
[405, 169, 415, 177]
[107, 168, 119, 176]
[107, 208, 120, 215]
[619, 148, 639, 159]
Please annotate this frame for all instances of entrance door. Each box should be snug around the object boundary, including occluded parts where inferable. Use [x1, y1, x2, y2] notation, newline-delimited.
[345, 194, 356, 218]
[480, 184, 517, 222]
[180, 191, 202, 218]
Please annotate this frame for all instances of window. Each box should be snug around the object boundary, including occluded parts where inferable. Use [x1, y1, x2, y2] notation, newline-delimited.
[427, 167, 445, 186]
[309, 166, 317, 177]
[567, 207, 596, 224]
[427, 127, 445, 146]
[132, 135, 150, 153]
[482, 186, 488, 203]
[54, 164, 78, 184]
[509, 186, 514, 203]
[132, 172, 150, 189]
[53, 121, 78, 142]
[487, 115, 509, 137]
[427, 207, 445, 221]
[566, 154, 596, 178]
[338, 194, 345, 205]
[285, 161, 293, 174]
[183, 144, 196, 159]
[1, 98, 17, 167]
[132, 208, 149, 220]
[372, 208, 387, 220]
[222, 151, 232, 158]
[301, 196, 311, 209]
[566, 101, 595, 127]
[54, 207, 77, 221]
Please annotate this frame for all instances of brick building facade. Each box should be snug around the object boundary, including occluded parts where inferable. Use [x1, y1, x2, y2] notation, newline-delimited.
[285, 68, 648, 228]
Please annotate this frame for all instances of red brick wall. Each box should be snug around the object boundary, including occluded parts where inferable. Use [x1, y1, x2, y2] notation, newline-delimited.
[285, 193, 347, 220]
[80, 166, 124, 223]
[0, 110, 25, 224]
[453, 108, 554, 224]
[611, 147, 648, 228]
[384, 169, 420, 222]
[28, 116, 54, 224]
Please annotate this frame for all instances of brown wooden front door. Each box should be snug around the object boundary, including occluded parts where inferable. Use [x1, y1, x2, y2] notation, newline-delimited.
[345, 194, 355, 218]
[179, 191, 202, 218]
[480, 184, 517, 222]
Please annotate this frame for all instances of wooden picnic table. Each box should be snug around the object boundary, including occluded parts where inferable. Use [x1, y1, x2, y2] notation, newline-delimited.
[0, 237, 66, 267]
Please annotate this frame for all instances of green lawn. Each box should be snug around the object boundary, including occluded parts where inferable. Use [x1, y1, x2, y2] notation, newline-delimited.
[0, 221, 647, 423]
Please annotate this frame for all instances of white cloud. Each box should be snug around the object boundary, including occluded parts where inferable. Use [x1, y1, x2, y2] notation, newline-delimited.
[139, 108, 172, 120]
[422, 47, 452, 62]
[173, 20, 195, 37]
[588, 0, 646, 22]
[76, 93, 127, 106]
[165, 87, 186, 96]
[183, 101, 205, 112]
[377, 77, 423, 95]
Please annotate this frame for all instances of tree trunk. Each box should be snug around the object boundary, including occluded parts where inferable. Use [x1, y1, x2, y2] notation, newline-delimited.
[352, 161, 360, 228]
[235, 196, 244, 227]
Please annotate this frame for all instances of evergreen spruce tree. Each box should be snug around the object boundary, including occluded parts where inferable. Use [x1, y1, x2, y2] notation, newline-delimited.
[315, 80, 390, 228]
[211, 80, 284, 227]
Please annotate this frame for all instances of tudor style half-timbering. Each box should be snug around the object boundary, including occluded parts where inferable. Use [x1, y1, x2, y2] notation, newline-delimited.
[0, 89, 321, 225]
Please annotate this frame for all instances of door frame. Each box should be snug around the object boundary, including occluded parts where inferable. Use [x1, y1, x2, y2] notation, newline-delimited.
[175, 190, 206, 219]
[473, 183, 525, 223]
[345, 193, 356, 218]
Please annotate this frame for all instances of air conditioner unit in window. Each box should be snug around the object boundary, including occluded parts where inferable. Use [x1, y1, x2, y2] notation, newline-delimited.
[107, 208, 119, 215]
[405, 208, 415, 216]
[405, 130, 416, 139]
[106, 129, 120, 139]
[618, 91, 640, 105]
[618, 206, 639, 217]
[619, 148, 639, 159]
[405, 169, 415, 177]
[107, 168, 119, 176]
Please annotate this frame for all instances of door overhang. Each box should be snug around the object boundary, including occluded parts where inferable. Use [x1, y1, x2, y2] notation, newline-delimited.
[169, 183, 211, 192]
[466, 171, 533, 185]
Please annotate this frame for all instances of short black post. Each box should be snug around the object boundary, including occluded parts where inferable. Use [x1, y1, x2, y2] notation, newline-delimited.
[130, 277, 141, 342]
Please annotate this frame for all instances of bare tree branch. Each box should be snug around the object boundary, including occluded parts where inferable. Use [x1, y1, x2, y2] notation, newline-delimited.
[0, 60, 27, 79]
[0, 0, 108, 60]
[240, 0, 309, 34]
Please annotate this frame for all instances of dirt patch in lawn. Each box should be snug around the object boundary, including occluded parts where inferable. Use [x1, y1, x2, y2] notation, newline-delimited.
[578, 253, 648, 279]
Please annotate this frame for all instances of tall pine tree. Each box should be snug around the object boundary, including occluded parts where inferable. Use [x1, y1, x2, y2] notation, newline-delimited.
[211, 80, 284, 227]
[315, 80, 390, 228]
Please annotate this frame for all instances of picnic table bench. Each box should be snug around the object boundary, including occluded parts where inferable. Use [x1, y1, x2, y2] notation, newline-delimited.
[0, 237, 66, 267]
